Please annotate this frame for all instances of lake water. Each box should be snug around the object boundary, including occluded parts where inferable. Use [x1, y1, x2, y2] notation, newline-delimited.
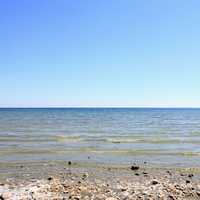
[0, 108, 200, 167]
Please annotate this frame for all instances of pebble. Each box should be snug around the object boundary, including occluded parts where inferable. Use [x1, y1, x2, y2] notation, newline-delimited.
[106, 198, 118, 200]
[82, 173, 89, 179]
[68, 161, 72, 165]
[96, 194, 106, 199]
[48, 177, 53, 181]
[168, 195, 175, 200]
[196, 191, 200, 196]
[151, 180, 159, 185]
[0, 195, 4, 200]
[166, 170, 172, 175]
[131, 165, 139, 170]
[188, 174, 193, 178]
[186, 180, 190, 184]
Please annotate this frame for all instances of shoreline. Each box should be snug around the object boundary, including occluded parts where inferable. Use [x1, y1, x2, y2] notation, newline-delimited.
[0, 161, 200, 199]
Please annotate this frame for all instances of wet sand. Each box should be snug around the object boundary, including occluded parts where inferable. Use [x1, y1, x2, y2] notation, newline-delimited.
[0, 161, 200, 199]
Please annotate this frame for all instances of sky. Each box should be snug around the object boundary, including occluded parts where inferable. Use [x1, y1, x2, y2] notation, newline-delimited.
[0, 0, 200, 107]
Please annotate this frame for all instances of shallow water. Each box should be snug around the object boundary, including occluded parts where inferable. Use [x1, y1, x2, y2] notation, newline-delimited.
[0, 108, 200, 167]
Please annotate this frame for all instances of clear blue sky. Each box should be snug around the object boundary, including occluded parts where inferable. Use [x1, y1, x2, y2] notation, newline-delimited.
[0, 0, 200, 107]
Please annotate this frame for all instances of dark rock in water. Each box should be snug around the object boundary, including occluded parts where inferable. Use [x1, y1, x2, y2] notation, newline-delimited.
[188, 174, 194, 178]
[186, 180, 190, 184]
[68, 161, 72, 165]
[112, 141, 121, 144]
[135, 173, 140, 176]
[48, 177, 53, 181]
[144, 161, 147, 164]
[87, 156, 90, 159]
[143, 172, 148, 175]
[131, 165, 139, 170]
[151, 180, 159, 185]
[180, 173, 185, 176]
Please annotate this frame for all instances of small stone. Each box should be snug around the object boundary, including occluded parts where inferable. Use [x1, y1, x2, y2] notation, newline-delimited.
[0, 195, 4, 200]
[82, 173, 89, 179]
[68, 161, 72, 165]
[151, 180, 159, 185]
[186, 180, 190, 184]
[96, 194, 106, 199]
[135, 173, 140, 176]
[106, 198, 117, 200]
[121, 191, 129, 198]
[166, 170, 172, 175]
[131, 165, 139, 170]
[188, 174, 193, 178]
[168, 195, 175, 200]
[48, 177, 53, 181]
[196, 191, 200, 196]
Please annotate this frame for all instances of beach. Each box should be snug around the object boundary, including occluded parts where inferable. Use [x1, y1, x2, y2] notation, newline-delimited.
[0, 161, 200, 199]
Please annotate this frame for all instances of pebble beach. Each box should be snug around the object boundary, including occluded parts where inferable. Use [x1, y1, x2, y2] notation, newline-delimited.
[0, 162, 200, 200]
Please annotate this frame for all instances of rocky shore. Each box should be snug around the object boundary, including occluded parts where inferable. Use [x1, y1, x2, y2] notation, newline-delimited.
[0, 162, 200, 199]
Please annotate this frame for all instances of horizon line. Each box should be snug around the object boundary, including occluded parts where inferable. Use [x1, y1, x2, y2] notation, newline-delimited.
[1, 106, 200, 109]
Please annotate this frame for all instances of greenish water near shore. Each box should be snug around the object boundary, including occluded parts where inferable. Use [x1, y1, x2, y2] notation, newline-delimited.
[1, 108, 200, 167]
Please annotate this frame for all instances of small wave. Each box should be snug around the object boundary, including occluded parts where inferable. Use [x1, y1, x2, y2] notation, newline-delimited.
[0, 136, 55, 142]
[191, 131, 200, 136]
[1, 134, 200, 145]
[180, 152, 200, 156]
[100, 137, 200, 144]
[54, 135, 82, 142]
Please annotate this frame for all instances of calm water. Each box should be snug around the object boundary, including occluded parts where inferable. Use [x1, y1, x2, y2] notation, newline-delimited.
[0, 108, 200, 167]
